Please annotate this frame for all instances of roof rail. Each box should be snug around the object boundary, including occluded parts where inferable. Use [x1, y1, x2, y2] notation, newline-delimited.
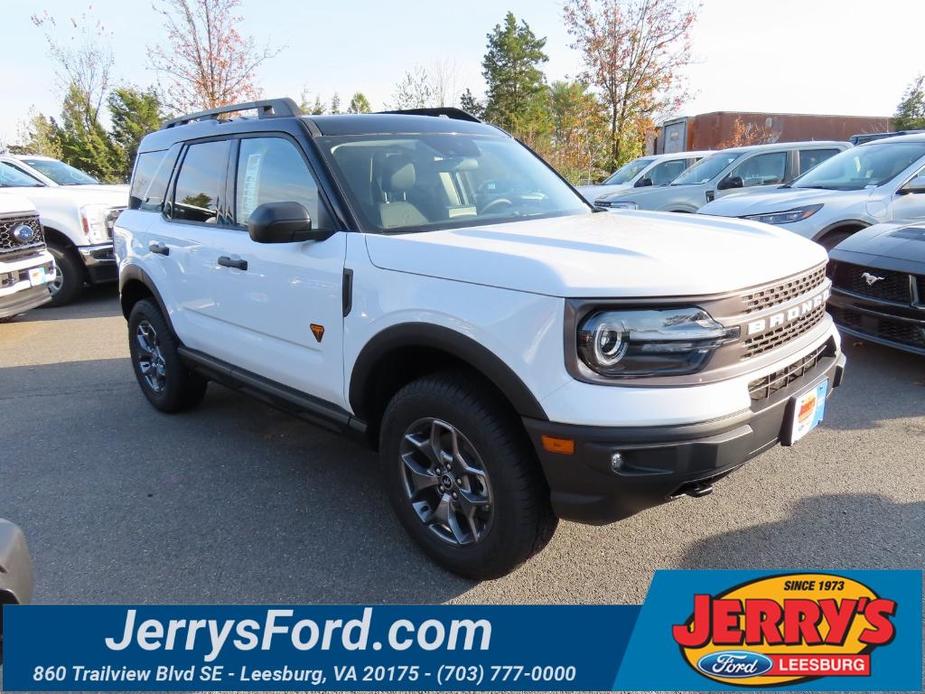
[375, 107, 481, 123]
[162, 98, 303, 129]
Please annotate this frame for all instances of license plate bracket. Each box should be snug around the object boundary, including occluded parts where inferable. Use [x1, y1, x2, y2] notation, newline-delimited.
[783, 379, 828, 445]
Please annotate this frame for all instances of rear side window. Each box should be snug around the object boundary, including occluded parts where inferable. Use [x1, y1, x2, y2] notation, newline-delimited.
[729, 151, 788, 187]
[130, 146, 180, 211]
[234, 137, 328, 229]
[646, 158, 689, 185]
[172, 140, 230, 223]
[799, 148, 840, 175]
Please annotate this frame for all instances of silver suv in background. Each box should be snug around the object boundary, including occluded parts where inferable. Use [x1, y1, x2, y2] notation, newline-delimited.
[596, 141, 850, 212]
[699, 134, 925, 249]
[576, 151, 712, 203]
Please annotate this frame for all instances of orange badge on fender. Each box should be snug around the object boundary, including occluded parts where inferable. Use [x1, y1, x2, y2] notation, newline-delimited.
[310, 324, 325, 342]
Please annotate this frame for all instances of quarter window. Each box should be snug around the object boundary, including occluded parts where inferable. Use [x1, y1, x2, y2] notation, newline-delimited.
[728, 151, 788, 187]
[130, 145, 180, 211]
[172, 140, 230, 223]
[234, 137, 327, 229]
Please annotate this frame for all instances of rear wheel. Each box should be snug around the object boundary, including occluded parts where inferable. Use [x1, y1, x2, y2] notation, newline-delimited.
[45, 244, 84, 307]
[379, 371, 557, 579]
[128, 299, 207, 412]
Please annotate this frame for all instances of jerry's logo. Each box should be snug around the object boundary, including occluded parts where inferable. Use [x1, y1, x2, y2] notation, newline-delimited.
[672, 573, 897, 686]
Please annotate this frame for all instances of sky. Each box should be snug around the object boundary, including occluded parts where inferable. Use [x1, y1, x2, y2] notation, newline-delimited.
[2, 0, 923, 144]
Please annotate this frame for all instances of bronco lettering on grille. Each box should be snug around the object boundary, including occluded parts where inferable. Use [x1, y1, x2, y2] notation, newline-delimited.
[744, 288, 830, 337]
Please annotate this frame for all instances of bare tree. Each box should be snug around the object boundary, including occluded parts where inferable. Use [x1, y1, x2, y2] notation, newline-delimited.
[390, 66, 437, 109]
[564, 0, 698, 168]
[147, 0, 282, 113]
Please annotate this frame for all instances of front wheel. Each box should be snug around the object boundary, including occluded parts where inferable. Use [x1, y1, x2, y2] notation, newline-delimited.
[379, 372, 557, 579]
[45, 245, 84, 307]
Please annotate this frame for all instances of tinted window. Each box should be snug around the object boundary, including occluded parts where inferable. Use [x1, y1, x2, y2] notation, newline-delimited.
[172, 140, 229, 223]
[130, 146, 181, 211]
[646, 158, 689, 185]
[235, 137, 327, 229]
[799, 149, 840, 174]
[728, 151, 788, 187]
[0, 162, 43, 187]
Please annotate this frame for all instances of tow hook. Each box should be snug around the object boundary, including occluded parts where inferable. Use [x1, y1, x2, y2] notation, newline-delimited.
[672, 480, 714, 500]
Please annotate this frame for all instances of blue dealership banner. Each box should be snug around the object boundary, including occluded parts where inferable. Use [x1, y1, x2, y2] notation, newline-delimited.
[2, 570, 921, 691]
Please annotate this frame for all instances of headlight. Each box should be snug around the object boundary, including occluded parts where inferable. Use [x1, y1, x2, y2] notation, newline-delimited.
[743, 204, 823, 225]
[80, 204, 118, 244]
[602, 200, 638, 210]
[577, 307, 739, 377]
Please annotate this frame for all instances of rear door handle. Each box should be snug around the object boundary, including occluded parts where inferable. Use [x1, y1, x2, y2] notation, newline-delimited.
[149, 241, 170, 256]
[217, 255, 248, 271]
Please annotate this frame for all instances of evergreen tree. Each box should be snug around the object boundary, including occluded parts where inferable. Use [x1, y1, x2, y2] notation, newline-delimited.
[347, 92, 372, 113]
[481, 12, 550, 141]
[459, 88, 484, 118]
[894, 75, 925, 130]
[109, 87, 163, 180]
[57, 83, 121, 182]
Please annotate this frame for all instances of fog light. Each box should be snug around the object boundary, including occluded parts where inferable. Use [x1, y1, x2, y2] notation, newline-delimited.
[610, 452, 625, 473]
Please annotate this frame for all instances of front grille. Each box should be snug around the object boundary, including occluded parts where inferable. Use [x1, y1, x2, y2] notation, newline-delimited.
[748, 341, 831, 401]
[743, 303, 827, 358]
[830, 306, 925, 349]
[743, 264, 826, 313]
[830, 261, 912, 303]
[0, 214, 45, 258]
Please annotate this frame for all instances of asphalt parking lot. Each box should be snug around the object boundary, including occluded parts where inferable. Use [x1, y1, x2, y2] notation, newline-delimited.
[1, 287, 923, 606]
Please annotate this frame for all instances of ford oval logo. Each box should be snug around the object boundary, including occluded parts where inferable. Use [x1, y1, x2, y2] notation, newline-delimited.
[696, 650, 774, 678]
[11, 224, 35, 244]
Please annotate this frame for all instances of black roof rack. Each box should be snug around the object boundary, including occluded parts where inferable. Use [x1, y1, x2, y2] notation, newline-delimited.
[162, 98, 303, 129]
[375, 107, 481, 123]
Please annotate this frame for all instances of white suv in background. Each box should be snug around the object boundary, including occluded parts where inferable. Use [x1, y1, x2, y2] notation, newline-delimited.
[699, 134, 925, 249]
[116, 100, 845, 579]
[0, 193, 56, 320]
[596, 141, 850, 212]
[0, 155, 126, 305]
[575, 151, 712, 203]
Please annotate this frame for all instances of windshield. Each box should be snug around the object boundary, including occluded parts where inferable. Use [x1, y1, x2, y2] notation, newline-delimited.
[672, 151, 744, 185]
[602, 157, 655, 185]
[21, 157, 99, 185]
[792, 143, 925, 191]
[0, 162, 43, 187]
[317, 133, 591, 233]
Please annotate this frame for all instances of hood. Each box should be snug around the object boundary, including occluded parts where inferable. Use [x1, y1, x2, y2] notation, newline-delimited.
[0, 192, 38, 215]
[700, 187, 872, 216]
[4, 184, 129, 208]
[831, 222, 925, 264]
[599, 183, 702, 204]
[576, 183, 631, 202]
[364, 211, 827, 298]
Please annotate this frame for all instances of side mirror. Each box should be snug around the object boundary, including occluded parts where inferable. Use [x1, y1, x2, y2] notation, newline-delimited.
[717, 175, 744, 191]
[635, 177, 653, 188]
[248, 202, 329, 243]
[898, 176, 925, 195]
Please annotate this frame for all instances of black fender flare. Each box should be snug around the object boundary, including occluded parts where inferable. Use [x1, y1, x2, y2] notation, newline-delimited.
[811, 219, 871, 243]
[119, 264, 173, 331]
[349, 323, 548, 421]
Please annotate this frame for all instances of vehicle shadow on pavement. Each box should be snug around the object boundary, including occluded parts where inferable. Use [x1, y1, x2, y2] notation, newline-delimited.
[1, 357, 474, 606]
[678, 493, 924, 569]
[16, 285, 119, 322]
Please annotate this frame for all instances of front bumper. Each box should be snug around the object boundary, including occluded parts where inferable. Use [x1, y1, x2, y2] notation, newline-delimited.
[0, 252, 55, 318]
[525, 346, 846, 524]
[78, 243, 117, 284]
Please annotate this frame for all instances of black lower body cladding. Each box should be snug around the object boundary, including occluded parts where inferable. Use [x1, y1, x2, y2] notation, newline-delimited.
[524, 348, 846, 525]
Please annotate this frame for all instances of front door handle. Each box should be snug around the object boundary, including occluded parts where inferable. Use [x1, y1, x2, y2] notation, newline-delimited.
[149, 241, 170, 256]
[217, 255, 248, 271]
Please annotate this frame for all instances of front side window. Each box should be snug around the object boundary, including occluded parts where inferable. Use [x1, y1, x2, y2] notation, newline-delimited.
[0, 162, 43, 188]
[646, 158, 689, 185]
[672, 152, 744, 185]
[317, 133, 590, 232]
[21, 157, 98, 185]
[172, 140, 230, 223]
[727, 151, 788, 187]
[234, 137, 328, 229]
[603, 157, 655, 184]
[793, 142, 925, 191]
[798, 149, 840, 175]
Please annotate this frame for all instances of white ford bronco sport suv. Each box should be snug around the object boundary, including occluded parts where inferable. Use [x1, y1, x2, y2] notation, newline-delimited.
[0, 193, 56, 320]
[115, 100, 846, 578]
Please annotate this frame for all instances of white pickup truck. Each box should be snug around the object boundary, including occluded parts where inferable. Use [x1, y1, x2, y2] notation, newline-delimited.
[0, 154, 127, 305]
[0, 193, 56, 320]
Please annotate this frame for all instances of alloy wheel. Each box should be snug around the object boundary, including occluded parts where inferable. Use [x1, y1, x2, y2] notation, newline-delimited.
[135, 319, 168, 393]
[398, 417, 494, 546]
